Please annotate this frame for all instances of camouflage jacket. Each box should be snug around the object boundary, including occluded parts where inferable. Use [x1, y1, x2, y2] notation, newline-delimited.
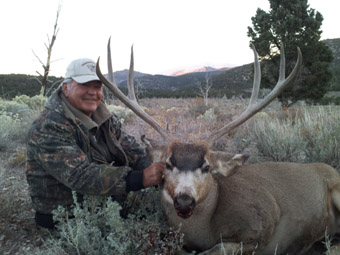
[26, 86, 150, 214]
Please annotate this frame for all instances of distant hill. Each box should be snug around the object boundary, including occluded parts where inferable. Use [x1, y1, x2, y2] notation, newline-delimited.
[324, 38, 340, 90]
[210, 63, 253, 97]
[116, 68, 233, 97]
[324, 38, 340, 66]
[110, 69, 149, 84]
[0, 74, 63, 99]
[115, 63, 252, 98]
[1, 38, 339, 99]
[171, 66, 232, 76]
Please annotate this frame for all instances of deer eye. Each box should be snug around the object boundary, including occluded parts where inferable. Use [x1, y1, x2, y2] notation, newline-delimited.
[202, 165, 210, 173]
[165, 163, 172, 170]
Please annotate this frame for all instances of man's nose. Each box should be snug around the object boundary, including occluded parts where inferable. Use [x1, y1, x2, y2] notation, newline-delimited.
[87, 86, 97, 94]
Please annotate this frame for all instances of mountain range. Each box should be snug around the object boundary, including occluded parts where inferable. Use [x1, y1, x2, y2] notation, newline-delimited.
[109, 60, 253, 98]
[112, 65, 248, 98]
[170, 66, 233, 76]
[109, 38, 340, 98]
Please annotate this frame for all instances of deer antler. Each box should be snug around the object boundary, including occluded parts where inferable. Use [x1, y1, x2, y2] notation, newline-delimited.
[207, 43, 302, 147]
[96, 39, 172, 142]
[97, 40, 301, 147]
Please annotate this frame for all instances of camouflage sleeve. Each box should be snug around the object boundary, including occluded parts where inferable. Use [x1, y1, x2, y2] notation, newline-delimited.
[119, 130, 152, 170]
[109, 114, 151, 170]
[27, 117, 132, 197]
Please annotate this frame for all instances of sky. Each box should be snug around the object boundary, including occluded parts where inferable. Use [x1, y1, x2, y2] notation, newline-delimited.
[1, 0, 339, 77]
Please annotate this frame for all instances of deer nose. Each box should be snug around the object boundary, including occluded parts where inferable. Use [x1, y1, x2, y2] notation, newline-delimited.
[174, 194, 196, 219]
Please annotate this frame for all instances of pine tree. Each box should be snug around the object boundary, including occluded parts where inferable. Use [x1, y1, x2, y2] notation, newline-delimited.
[247, 0, 333, 106]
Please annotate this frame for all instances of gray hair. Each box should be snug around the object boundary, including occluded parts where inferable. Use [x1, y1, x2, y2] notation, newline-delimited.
[63, 78, 72, 84]
[63, 78, 73, 88]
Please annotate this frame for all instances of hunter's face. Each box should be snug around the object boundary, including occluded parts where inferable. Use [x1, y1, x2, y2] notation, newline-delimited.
[62, 80, 103, 116]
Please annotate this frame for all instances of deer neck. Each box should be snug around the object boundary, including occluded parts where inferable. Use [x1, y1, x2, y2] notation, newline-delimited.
[163, 176, 219, 250]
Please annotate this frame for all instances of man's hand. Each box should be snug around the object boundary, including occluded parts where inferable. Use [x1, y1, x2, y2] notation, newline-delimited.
[142, 162, 165, 188]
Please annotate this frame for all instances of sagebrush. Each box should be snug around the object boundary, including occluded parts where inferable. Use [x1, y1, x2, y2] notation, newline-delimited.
[236, 106, 340, 170]
[32, 189, 183, 255]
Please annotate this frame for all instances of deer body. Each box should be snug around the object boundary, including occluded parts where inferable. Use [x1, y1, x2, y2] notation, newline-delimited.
[96, 39, 340, 254]
[162, 159, 340, 254]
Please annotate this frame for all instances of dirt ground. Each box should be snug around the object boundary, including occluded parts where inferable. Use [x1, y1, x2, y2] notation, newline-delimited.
[0, 149, 50, 255]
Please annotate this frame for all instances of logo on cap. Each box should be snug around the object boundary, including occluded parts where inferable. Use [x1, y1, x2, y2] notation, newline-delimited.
[82, 61, 96, 72]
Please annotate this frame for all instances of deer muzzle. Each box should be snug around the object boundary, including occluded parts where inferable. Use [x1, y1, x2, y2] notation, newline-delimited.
[174, 194, 196, 219]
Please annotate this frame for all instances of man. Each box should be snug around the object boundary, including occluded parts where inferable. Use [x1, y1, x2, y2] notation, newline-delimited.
[26, 58, 164, 229]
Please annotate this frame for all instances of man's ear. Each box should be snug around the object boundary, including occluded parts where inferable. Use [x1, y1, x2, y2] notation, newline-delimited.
[62, 83, 69, 97]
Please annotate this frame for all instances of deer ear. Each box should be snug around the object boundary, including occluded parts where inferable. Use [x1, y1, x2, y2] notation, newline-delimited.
[210, 152, 249, 177]
[141, 135, 169, 162]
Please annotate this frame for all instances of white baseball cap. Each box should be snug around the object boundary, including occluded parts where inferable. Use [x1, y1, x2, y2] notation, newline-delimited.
[65, 58, 100, 83]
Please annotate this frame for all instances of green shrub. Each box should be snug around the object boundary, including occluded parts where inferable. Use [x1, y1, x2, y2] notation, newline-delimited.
[197, 108, 217, 123]
[319, 96, 340, 105]
[0, 97, 43, 149]
[34, 189, 183, 255]
[12, 94, 47, 111]
[237, 106, 340, 170]
[188, 97, 212, 118]
[106, 104, 135, 123]
[0, 97, 39, 149]
[0, 98, 29, 115]
[299, 107, 340, 168]
[251, 116, 307, 162]
[0, 113, 29, 149]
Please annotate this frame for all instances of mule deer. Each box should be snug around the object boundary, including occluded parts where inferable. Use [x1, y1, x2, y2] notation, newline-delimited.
[96, 40, 340, 255]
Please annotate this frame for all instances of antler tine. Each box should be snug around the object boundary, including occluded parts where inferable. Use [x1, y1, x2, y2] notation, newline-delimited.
[208, 43, 302, 147]
[248, 43, 261, 106]
[107, 37, 115, 83]
[96, 40, 171, 142]
[278, 43, 286, 82]
[265, 45, 302, 101]
[127, 45, 138, 102]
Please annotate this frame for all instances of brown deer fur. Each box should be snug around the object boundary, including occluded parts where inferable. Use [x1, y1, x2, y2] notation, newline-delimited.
[155, 141, 340, 255]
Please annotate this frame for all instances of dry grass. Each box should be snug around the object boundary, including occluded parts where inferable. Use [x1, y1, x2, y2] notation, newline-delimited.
[1, 96, 340, 254]
[119, 97, 251, 151]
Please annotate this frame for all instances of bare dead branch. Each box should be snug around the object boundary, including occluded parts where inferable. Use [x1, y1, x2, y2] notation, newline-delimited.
[32, 1, 62, 96]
